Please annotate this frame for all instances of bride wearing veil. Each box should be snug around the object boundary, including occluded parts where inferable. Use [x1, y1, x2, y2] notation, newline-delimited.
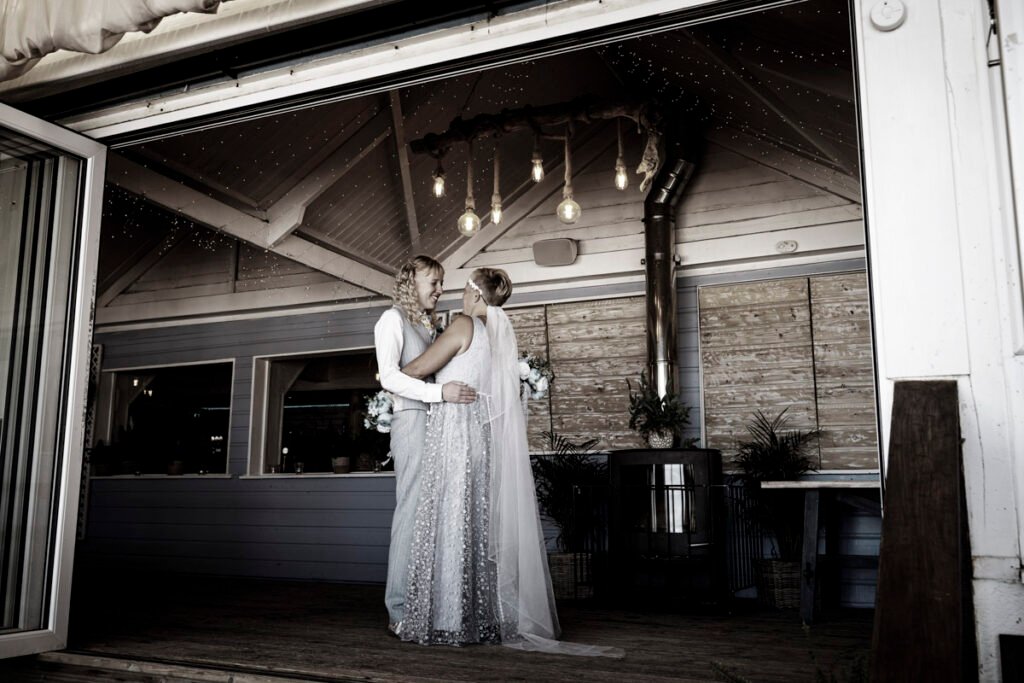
[396, 267, 621, 657]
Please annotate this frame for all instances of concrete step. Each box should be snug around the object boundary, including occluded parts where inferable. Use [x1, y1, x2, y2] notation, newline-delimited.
[1, 651, 385, 683]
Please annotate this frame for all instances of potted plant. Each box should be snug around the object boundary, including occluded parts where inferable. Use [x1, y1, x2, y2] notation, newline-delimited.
[531, 431, 608, 599]
[627, 371, 694, 448]
[734, 408, 821, 608]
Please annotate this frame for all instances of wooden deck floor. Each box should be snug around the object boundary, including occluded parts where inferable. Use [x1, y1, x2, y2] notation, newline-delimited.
[5, 573, 872, 682]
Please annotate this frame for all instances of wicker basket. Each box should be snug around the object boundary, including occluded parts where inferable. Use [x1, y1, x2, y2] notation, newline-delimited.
[547, 552, 593, 600]
[754, 558, 800, 609]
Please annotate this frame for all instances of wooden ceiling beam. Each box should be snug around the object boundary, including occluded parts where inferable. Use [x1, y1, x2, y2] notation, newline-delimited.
[264, 108, 392, 248]
[96, 226, 191, 308]
[126, 149, 268, 221]
[108, 154, 395, 296]
[409, 98, 649, 156]
[390, 90, 421, 251]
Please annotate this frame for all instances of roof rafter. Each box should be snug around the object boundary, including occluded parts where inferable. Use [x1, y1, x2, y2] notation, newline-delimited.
[265, 108, 392, 248]
[108, 154, 395, 296]
[389, 90, 421, 251]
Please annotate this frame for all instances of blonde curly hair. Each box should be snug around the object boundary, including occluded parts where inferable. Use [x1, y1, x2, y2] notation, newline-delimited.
[393, 255, 444, 328]
[470, 267, 513, 306]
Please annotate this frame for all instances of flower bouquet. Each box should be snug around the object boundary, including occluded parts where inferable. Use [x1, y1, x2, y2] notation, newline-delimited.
[363, 390, 394, 433]
[518, 353, 554, 400]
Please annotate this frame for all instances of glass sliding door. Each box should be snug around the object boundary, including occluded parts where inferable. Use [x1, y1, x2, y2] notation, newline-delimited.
[0, 103, 105, 659]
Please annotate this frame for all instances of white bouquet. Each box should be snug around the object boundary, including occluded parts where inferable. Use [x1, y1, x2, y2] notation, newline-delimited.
[363, 390, 394, 433]
[518, 353, 554, 400]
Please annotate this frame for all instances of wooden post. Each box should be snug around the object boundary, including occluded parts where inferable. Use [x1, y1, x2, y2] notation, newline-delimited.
[800, 490, 820, 625]
[870, 380, 976, 681]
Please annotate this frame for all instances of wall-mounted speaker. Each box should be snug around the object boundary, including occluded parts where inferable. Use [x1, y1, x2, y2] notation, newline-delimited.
[532, 238, 578, 267]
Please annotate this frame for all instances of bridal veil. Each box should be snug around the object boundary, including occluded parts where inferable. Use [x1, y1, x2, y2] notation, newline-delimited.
[485, 305, 623, 658]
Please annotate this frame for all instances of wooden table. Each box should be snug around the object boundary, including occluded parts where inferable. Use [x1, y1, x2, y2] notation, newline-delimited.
[761, 476, 880, 623]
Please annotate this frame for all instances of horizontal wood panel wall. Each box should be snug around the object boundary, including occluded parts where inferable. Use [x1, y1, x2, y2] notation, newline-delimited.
[508, 295, 701, 452]
[699, 271, 878, 469]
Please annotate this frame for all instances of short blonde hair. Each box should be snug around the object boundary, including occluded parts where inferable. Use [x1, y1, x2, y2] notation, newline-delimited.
[470, 268, 512, 306]
[393, 255, 444, 326]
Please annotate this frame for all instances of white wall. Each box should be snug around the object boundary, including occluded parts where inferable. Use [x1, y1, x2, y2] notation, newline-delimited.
[853, 0, 1024, 678]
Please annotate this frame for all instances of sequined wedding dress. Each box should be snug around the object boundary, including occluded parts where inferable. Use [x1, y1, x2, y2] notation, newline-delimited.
[396, 316, 507, 646]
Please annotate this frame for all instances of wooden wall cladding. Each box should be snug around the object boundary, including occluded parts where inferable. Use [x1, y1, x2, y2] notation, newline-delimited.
[506, 306, 552, 450]
[509, 296, 647, 452]
[810, 273, 878, 469]
[700, 278, 819, 463]
[699, 272, 878, 470]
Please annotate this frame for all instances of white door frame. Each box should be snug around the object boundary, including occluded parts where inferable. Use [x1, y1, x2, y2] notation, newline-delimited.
[0, 102, 106, 659]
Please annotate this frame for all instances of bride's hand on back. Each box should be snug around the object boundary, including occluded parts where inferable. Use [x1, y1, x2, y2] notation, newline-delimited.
[402, 316, 477, 403]
[442, 381, 477, 403]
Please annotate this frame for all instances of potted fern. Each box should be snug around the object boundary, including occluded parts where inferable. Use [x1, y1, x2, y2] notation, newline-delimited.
[531, 431, 608, 599]
[734, 408, 821, 608]
[627, 371, 693, 448]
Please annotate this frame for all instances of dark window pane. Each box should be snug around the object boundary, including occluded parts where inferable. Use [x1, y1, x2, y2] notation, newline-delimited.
[99, 363, 232, 475]
[266, 351, 389, 473]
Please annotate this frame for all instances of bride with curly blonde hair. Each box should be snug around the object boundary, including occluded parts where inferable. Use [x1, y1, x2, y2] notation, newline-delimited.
[392, 255, 442, 331]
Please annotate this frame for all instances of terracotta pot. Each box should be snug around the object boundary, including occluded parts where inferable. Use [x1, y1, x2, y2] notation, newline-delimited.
[332, 457, 351, 474]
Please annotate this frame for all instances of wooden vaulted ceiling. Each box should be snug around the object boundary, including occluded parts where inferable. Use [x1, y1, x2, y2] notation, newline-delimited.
[100, 0, 859, 301]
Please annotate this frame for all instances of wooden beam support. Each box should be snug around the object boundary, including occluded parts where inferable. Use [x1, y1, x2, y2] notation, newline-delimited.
[441, 130, 616, 270]
[108, 154, 395, 296]
[684, 29, 857, 176]
[95, 279, 372, 326]
[409, 97, 650, 156]
[96, 227, 190, 308]
[126, 149, 268, 221]
[390, 89, 421, 250]
[265, 109, 392, 248]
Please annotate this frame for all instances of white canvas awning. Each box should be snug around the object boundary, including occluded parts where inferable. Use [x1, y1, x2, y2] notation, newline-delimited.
[0, 0, 224, 81]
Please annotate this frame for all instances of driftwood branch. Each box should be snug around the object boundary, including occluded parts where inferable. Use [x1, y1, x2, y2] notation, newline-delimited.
[409, 98, 658, 157]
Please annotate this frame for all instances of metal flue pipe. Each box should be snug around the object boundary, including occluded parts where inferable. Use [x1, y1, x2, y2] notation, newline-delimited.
[643, 133, 698, 399]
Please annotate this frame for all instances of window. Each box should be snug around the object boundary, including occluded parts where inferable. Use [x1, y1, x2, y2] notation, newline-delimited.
[94, 362, 233, 475]
[252, 350, 388, 474]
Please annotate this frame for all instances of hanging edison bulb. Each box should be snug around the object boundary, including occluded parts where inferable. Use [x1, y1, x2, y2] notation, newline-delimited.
[458, 141, 481, 236]
[557, 195, 581, 224]
[431, 157, 446, 198]
[490, 152, 503, 224]
[458, 206, 481, 236]
[556, 131, 581, 224]
[530, 134, 544, 183]
[614, 119, 629, 191]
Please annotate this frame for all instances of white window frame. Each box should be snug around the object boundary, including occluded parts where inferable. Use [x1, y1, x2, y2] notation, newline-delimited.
[93, 358, 236, 478]
[248, 346, 378, 477]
